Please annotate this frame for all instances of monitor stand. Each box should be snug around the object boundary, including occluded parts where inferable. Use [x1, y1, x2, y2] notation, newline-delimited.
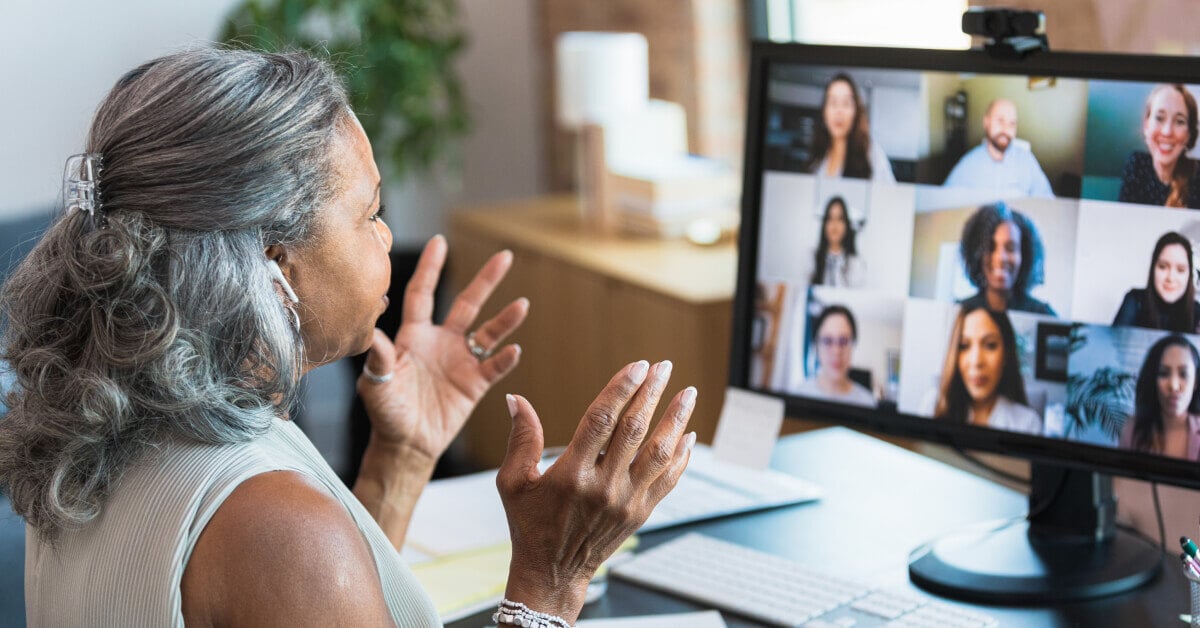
[908, 463, 1162, 604]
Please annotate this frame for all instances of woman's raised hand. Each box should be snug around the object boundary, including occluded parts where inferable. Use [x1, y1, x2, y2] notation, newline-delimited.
[358, 235, 528, 464]
[496, 360, 697, 622]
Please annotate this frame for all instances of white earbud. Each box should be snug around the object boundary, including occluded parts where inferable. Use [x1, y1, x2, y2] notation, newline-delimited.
[266, 259, 302, 332]
[266, 259, 299, 304]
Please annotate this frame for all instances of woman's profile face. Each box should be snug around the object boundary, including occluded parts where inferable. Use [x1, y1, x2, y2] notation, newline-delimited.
[1157, 344, 1196, 419]
[986, 220, 1022, 292]
[286, 115, 394, 367]
[957, 309, 1005, 405]
[1143, 87, 1191, 173]
[815, 313, 854, 381]
[823, 80, 857, 141]
[1154, 242, 1191, 305]
[823, 202, 847, 247]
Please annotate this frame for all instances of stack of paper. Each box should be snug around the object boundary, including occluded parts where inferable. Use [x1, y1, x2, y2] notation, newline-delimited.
[607, 156, 740, 237]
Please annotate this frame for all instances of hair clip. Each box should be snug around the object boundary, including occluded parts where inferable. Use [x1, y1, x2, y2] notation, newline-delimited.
[63, 153, 103, 217]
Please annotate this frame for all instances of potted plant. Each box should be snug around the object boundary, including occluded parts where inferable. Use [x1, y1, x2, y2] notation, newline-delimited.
[1063, 326, 1135, 443]
[219, 0, 470, 179]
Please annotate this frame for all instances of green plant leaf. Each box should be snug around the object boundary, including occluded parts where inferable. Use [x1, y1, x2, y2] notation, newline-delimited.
[220, 0, 470, 178]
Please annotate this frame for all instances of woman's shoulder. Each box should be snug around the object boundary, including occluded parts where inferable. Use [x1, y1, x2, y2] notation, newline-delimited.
[867, 140, 896, 182]
[1124, 151, 1152, 171]
[848, 381, 877, 406]
[182, 470, 393, 624]
[994, 396, 1042, 435]
[1011, 293, 1056, 316]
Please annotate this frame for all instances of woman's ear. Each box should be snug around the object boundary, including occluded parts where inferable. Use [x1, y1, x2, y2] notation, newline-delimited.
[264, 244, 291, 276]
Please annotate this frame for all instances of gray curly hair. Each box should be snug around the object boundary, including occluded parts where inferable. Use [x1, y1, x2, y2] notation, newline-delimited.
[0, 47, 350, 539]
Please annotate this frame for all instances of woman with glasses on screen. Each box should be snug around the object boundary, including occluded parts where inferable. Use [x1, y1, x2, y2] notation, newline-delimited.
[809, 196, 865, 288]
[1120, 334, 1200, 460]
[1118, 84, 1200, 209]
[1113, 231, 1200, 333]
[933, 304, 1042, 434]
[958, 202, 1056, 316]
[795, 305, 875, 407]
[804, 73, 895, 182]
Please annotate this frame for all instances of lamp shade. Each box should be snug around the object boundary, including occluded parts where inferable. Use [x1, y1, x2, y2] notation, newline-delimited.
[555, 32, 649, 129]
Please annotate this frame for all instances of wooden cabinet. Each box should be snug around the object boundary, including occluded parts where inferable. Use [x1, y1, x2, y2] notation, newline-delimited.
[447, 196, 736, 468]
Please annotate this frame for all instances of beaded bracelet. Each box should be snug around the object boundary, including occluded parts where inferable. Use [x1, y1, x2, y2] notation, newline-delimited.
[492, 598, 575, 628]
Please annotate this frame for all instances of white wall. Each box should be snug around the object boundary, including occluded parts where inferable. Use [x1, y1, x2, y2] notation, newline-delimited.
[0, 0, 243, 220]
[457, 0, 544, 208]
[0, 0, 545, 248]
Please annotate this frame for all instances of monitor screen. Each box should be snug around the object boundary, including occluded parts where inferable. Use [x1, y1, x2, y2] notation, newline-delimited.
[732, 42, 1200, 489]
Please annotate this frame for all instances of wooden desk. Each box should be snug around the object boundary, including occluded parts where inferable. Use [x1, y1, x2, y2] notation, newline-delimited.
[448, 428, 1187, 627]
[447, 196, 737, 468]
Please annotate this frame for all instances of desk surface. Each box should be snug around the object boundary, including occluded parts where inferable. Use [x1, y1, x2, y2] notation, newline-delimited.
[449, 196, 737, 304]
[448, 427, 1186, 627]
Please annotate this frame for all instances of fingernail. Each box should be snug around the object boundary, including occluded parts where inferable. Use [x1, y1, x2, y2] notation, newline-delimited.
[682, 386, 697, 407]
[512, 344, 522, 358]
[686, 432, 697, 451]
[630, 360, 650, 383]
[506, 394, 518, 419]
[656, 360, 673, 383]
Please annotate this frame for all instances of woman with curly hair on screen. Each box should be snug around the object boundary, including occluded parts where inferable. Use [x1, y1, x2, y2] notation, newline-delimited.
[958, 202, 1056, 316]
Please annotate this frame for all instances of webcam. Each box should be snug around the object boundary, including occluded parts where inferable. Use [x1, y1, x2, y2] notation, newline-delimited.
[962, 7, 1048, 59]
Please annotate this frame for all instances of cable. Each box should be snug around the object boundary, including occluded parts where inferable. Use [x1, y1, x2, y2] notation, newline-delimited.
[1151, 482, 1166, 554]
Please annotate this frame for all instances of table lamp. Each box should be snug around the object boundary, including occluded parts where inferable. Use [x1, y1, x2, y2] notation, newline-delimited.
[555, 31, 649, 231]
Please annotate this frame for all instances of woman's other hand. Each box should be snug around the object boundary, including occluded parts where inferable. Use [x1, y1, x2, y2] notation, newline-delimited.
[496, 361, 697, 622]
[357, 235, 529, 464]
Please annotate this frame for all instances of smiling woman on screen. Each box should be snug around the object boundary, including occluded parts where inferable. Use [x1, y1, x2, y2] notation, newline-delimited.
[1118, 83, 1200, 209]
[1112, 231, 1200, 333]
[957, 202, 1055, 316]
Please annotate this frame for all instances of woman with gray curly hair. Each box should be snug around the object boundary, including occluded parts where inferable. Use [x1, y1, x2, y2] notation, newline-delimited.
[1, 47, 697, 626]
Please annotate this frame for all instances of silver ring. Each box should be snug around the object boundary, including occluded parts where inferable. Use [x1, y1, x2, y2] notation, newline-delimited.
[361, 364, 394, 384]
[466, 331, 491, 361]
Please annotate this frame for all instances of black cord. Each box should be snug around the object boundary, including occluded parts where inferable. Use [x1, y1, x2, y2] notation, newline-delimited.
[952, 446, 1031, 486]
[1151, 482, 1166, 554]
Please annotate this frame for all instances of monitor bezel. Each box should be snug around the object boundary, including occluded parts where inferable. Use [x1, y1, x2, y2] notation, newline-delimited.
[731, 41, 1200, 489]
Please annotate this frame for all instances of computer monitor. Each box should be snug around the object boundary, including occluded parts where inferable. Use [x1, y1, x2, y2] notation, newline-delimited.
[731, 41, 1200, 603]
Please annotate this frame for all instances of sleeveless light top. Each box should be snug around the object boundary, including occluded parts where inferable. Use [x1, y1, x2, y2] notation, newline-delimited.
[24, 419, 440, 627]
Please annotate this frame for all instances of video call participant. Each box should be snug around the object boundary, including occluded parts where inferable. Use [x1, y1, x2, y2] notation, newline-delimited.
[1120, 334, 1200, 460]
[1118, 84, 1200, 209]
[805, 73, 896, 182]
[795, 305, 876, 407]
[810, 196, 865, 288]
[958, 202, 1056, 316]
[943, 98, 1054, 198]
[933, 304, 1041, 434]
[1113, 231, 1200, 333]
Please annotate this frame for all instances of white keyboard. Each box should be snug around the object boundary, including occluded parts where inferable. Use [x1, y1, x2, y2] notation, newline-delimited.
[641, 445, 822, 531]
[610, 533, 1000, 627]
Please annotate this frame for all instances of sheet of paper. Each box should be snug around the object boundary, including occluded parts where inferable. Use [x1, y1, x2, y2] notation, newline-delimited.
[579, 610, 726, 627]
[710, 386, 784, 470]
[412, 537, 640, 624]
[404, 469, 509, 558]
